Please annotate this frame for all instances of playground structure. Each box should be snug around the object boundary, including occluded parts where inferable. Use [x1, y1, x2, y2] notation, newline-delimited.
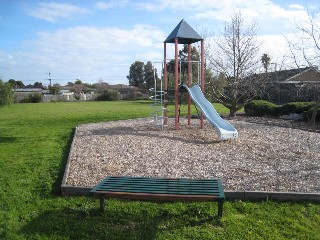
[150, 19, 238, 140]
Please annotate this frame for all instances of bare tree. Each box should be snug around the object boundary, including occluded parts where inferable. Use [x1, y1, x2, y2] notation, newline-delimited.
[286, 5, 320, 125]
[206, 12, 266, 116]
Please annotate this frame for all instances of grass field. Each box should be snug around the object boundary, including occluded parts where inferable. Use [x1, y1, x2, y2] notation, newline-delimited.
[0, 101, 319, 240]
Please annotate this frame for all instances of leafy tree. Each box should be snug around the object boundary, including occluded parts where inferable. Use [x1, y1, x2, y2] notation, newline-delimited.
[16, 80, 24, 88]
[48, 85, 60, 94]
[144, 61, 156, 91]
[165, 45, 201, 91]
[75, 79, 83, 85]
[178, 44, 200, 81]
[127, 61, 145, 88]
[8, 79, 17, 88]
[261, 53, 271, 72]
[8, 79, 24, 89]
[34, 82, 44, 89]
[206, 12, 266, 116]
[0, 80, 14, 106]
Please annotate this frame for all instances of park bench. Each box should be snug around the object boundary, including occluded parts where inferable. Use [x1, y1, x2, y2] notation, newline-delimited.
[90, 176, 225, 218]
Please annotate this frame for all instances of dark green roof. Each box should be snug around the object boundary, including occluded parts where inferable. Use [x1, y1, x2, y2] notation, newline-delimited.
[164, 19, 203, 44]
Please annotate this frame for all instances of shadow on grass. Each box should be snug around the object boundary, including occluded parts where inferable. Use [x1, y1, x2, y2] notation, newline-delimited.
[0, 136, 16, 143]
[20, 202, 222, 240]
[20, 207, 160, 240]
[52, 128, 76, 196]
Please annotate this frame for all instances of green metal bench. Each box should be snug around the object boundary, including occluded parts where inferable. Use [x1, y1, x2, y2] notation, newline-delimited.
[90, 176, 225, 218]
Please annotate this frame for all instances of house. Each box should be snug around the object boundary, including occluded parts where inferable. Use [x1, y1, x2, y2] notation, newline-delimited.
[262, 67, 320, 103]
[14, 88, 76, 102]
[14, 88, 43, 102]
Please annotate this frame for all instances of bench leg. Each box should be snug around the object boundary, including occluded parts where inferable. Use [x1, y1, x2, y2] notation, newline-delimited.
[100, 197, 105, 213]
[218, 200, 223, 218]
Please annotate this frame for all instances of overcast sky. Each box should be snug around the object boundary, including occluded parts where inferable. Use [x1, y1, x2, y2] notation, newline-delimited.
[1, 0, 319, 86]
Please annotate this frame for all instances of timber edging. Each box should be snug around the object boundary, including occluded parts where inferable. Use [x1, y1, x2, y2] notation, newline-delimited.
[61, 185, 320, 202]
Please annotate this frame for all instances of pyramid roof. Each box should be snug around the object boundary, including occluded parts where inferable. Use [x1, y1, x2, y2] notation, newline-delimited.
[164, 19, 203, 44]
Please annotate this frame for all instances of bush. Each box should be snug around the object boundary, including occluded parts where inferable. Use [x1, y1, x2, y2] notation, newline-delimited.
[277, 102, 314, 115]
[123, 90, 144, 100]
[303, 107, 320, 122]
[0, 80, 14, 106]
[95, 90, 119, 101]
[21, 93, 43, 103]
[244, 100, 278, 116]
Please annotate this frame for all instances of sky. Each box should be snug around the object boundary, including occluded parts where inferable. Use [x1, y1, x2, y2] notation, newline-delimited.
[0, 0, 319, 86]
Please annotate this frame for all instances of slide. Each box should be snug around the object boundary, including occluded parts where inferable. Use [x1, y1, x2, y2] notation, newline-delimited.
[181, 84, 238, 140]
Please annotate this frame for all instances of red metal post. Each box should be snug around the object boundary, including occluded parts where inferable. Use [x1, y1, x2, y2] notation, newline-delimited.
[163, 42, 168, 126]
[200, 39, 205, 129]
[174, 38, 179, 130]
[187, 44, 191, 125]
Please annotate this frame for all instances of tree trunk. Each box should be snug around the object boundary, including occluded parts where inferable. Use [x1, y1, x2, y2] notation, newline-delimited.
[229, 108, 236, 117]
[311, 100, 319, 125]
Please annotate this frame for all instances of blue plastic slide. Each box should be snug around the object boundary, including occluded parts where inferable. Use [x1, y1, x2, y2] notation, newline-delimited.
[182, 84, 238, 140]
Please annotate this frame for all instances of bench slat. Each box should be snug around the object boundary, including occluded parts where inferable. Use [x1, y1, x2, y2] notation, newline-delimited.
[90, 176, 225, 218]
[91, 176, 224, 197]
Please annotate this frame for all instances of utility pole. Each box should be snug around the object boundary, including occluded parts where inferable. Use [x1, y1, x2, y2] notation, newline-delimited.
[48, 72, 52, 87]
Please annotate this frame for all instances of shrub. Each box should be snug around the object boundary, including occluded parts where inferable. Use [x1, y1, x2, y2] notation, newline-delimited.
[21, 93, 43, 103]
[303, 107, 320, 122]
[277, 102, 314, 116]
[244, 100, 278, 116]
[95, 90, 119, 101]
[0, 80, 14, 106]
[123, 90, 144, 100]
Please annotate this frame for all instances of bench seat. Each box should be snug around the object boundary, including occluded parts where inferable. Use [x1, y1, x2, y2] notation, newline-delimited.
[90, 176, 225, 218]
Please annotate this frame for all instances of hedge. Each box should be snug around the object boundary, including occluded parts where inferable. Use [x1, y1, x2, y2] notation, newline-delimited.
[244, 100, 317, 121]
[244, 100, 278, 116]
[277, 102, 315, 115]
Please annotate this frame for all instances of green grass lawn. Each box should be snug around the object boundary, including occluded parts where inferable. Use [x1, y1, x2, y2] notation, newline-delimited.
[0, 101, 319, 240]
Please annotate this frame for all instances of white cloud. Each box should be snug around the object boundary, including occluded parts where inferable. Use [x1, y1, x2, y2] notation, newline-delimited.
[289, 4, 305, 10]
[192, 0, 308, 22]
[136, 0, 309, 27]
[94, 1, 115, 10]
[94, 1, 128, 10]
[2, 25, 165, 85]
[26, 2, 89, 23]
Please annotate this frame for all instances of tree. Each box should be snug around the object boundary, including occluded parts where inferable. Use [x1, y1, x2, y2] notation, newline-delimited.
[95, 89, 119, 101]
[75, 79, 83, 85]
[165, 45, 201, 91]
[8, 79, 17, 88]
[206, 12, 266, 116]
[286, 5, 320, 125]
[8, 79, 24, 89]
[0, 80, 14, 106]
[48, 85, 60, 94]
[144, 61, 156, 91]
[33, 82, 44, 89]
[261, 53, 271, 72]
[179, 44, 201, 84]
[94, 79, 109, 92]
[127, 61, 145, 88]
[16, 80, 24, 88]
